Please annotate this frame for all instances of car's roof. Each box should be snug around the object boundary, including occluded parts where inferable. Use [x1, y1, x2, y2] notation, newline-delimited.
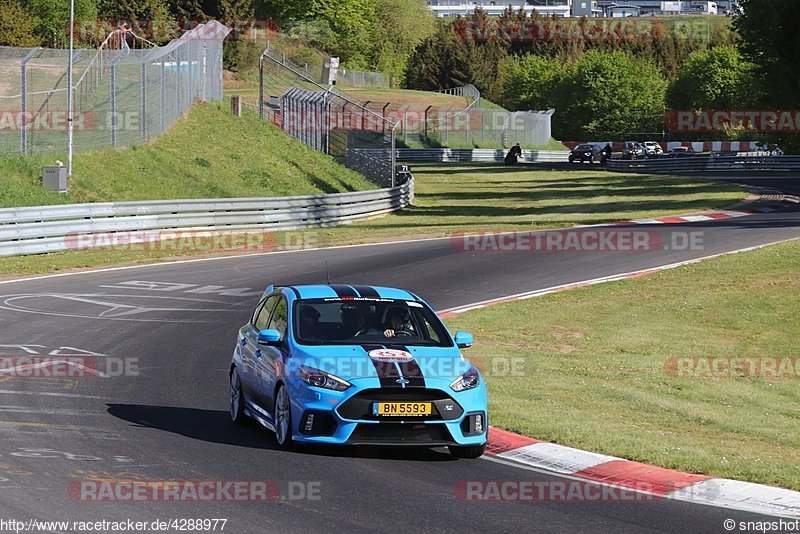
[268, 284, 421, 302]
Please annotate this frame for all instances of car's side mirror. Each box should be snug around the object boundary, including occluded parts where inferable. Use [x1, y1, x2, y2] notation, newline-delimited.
[257, 329, 282, 345]
[454, 332, 473, 349]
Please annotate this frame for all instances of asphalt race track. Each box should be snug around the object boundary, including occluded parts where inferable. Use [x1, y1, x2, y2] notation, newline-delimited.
[0, 178, 798, 533]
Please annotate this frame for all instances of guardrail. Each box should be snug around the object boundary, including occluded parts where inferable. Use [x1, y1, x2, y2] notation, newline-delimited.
[606, 155, 800, 174]
[0, 180, 414, 257]
[352, 148, 568, 163]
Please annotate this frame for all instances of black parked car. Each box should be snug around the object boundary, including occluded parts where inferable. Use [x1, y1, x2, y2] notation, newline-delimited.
[569, 144, 603, 163]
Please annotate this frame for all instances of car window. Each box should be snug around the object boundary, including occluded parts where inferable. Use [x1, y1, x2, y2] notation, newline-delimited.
[253, 295, 279, 331]
[294, 298, 453, 347]
[268, 297, 289, 340]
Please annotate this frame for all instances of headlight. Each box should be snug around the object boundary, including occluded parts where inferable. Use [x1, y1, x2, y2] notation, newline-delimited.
[299, 365, 350, 391]
[450, 366, 480, 392]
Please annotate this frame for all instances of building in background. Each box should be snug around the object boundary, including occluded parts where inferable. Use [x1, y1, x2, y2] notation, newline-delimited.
[426, 1, 601, 18]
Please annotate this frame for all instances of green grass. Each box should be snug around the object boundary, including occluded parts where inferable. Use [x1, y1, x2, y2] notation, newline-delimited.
[0, 102, 374, 208]
[0, 163, 747, 277]
[444, 239, 800, 490]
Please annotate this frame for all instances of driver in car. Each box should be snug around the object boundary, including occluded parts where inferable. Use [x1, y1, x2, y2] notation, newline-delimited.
[383, 306, 413, 338]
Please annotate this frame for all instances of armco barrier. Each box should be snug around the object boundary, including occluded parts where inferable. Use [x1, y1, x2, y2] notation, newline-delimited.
[606, 155, 800, 174]
[0, 180, 413, 257]
[350, 148, 568, 163]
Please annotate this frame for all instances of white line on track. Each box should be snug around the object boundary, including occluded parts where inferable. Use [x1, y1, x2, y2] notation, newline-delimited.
[437, 237, 800, 315]
[0, 390, 106, 399]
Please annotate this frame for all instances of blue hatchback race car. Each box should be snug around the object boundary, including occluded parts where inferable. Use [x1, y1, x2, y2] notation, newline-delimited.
[229, 284, 487, 458]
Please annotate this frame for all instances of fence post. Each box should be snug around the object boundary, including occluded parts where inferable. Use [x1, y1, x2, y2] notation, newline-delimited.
[140, 62, 147, 141]
[19, 48, 39, 154]
[382, 102, 389, 136]
[403, 107, 408, 143]
[159, 58, 165, 134]
[110, 65, 117, 148]
[201, 44, 207, 102]
[444, 107, 450, 144]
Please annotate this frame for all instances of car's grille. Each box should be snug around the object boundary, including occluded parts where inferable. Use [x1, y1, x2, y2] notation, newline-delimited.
[337, 388, 463, 421]
[347, 422, 456, 445]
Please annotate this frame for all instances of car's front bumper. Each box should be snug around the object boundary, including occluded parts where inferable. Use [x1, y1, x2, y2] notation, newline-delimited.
[285, 378, 488, 446]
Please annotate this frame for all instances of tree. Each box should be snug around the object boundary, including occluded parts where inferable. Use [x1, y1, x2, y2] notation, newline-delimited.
[0, 0, 39, 46]
[404, 22, 471, 90]
[496, 54, 566, 112]
[26, 0, 98, 47]
[734, 0, 800, 151]
[370, 0, 435, 85]
[557, 50, 668, 139]
[668, 45, 758, 111]
[97, 0, 172, 42]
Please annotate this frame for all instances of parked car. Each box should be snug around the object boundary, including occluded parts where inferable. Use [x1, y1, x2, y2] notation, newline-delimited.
[622, 141, 645, 160]
[569, 144, 603, 163]
[642, 141, 664, 158]
[667, 146, 693, 157]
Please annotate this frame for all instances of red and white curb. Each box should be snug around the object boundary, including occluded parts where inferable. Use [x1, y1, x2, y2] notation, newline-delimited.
[438, 238, 799, 319]
[484, 428, 800, 517]
[438, 240, 800, 517]
[584, 203, 796, 228]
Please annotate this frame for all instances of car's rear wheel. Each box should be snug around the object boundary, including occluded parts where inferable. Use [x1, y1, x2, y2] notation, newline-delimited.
[448, 444, 486, 459]
[274, 384, 294, 449]
[230, 368, 246, 425]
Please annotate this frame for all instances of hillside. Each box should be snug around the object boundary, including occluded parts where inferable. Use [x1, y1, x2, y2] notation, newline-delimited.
[0, 102, 375, 208]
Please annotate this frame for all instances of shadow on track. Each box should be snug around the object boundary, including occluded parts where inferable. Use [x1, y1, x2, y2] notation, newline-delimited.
[106, 404, 456, 462]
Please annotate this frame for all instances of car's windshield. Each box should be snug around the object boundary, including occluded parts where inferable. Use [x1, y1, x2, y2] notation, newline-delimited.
[575, 145, 592, 151]
[294, 298, 453, 347]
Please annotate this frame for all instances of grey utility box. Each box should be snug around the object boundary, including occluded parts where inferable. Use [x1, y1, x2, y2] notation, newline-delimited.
[42, 165, 68, 194]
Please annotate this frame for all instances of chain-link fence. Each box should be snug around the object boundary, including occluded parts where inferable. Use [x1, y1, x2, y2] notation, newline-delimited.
[258, 43, 399, 187]
[0, 20, 229, 155]
[337, 69, 389, 88]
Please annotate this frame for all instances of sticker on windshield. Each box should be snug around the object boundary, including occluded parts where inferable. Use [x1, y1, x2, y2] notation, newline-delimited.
[368, 349, 413, 363]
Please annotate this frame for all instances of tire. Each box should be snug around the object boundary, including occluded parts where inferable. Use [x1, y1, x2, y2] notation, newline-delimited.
[448, 444, 486, 459]
[273, 383, 294, 449]
[229, 368, 247, 425]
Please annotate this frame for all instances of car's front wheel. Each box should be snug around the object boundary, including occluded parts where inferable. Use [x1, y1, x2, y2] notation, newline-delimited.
[449, 444, 486, 459]
[274, 384, 294, 449]
[230, 368, 246, 425]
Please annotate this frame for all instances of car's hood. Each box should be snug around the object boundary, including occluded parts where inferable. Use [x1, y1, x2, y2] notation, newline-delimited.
[289, 344, 474, 381]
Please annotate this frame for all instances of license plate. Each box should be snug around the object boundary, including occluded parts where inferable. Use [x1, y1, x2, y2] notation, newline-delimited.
[373, 402, 432, 416]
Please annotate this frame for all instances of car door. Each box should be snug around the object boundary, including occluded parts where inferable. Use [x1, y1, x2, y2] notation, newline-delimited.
[255, 295, 290, 415]
[241, 295, 279, 414]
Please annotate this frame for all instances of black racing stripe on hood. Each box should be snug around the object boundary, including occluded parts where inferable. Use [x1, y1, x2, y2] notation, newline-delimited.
[330, 285, 358, 298]
[385, 344, 425, 388]
[351, 285, 380, 298]
[362, 345, 402, 388]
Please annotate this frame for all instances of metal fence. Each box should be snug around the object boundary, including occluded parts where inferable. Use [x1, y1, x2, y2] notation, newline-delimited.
[258, 43, 399, 187]
[338, 69, 389, 88]
[606, 155, 800, 174]
[436, 84, 480, 105]
[351, 148, 567, 163]
[0, 20, 229, 155]
[0, 179, 414, 257]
